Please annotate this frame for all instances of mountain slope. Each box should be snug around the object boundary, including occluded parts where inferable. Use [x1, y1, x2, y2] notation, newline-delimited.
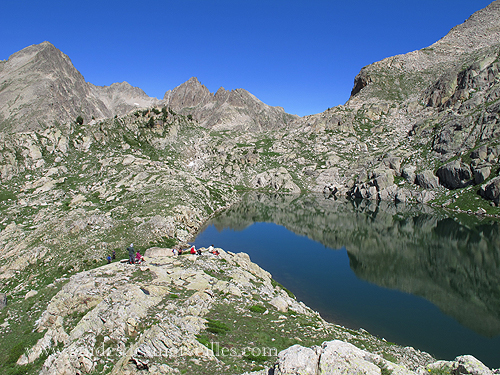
[349, 0, 500, 103]
[278, 0, 500, 211]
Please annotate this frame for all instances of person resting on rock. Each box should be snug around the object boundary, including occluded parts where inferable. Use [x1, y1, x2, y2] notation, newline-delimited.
[196, 248, 202, 256]
[135, 250, 144, 264]
[190, 246, 196, 255]
[127, 243, 135, 264]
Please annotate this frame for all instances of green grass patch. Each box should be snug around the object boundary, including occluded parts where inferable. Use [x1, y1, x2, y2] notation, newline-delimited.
[382, 352, 398, 363]
[64, 309, 88, 332]
[427, 364, 452, 374]
[440, 186, 500, 215]
[393, 175, 405, 184]
[260, 151, 280, 157]
[196, 334, 211, 348]
[132, 268, 154, 283]
[190, 296, 356, 375]
[205, 319, 230, 335]
[149, 236, 177, 248]
[379, 363, 393, 375]
[249, 305, 266, 314]
[0, 190, 16, 202]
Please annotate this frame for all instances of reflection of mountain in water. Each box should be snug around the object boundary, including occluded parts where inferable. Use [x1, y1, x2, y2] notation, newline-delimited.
[205, 193, 500, 337]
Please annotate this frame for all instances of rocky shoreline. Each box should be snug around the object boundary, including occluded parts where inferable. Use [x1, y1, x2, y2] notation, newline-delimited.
[4, 249, 432, 374]
[5, 245, 497, 375]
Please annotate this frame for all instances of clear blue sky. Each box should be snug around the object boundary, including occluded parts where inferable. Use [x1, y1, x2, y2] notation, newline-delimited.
[0, 0, 494, 116]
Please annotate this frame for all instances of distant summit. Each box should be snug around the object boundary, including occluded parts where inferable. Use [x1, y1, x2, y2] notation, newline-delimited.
[0, 43, 296, 133]
[164, 77, 297, 131]
[0, 41, 158, 132]
[89, 81, 158, 118]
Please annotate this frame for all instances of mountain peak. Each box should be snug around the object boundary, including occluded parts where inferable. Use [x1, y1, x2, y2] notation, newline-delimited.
[163, 77, 296, 131]
[186, 76, 201, 84]
[163, 77, 211, 108]
[3, 41, 65, 73]
[425, 0, 500, 56]
[0, 42, 157, 132]
[0, 42, 92, 132]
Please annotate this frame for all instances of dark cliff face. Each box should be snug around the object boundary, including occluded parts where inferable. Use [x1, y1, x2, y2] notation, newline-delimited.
[350, 68, 371, 97]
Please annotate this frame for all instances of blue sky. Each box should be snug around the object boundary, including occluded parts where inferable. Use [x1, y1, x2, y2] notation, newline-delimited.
[0, 1, 494, 116]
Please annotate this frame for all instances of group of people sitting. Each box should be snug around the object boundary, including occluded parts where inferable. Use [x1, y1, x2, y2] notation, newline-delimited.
[207, 244, 220, 256]
[114, 243, 219, 264]
[171, 244, 219, 256]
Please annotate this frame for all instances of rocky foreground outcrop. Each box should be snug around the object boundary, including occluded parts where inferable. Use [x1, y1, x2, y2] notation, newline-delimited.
[6, 248, 433, 375]
[249, 340, 497, 375]
[14, 248, 279, 374]
[11, 247, 497, 375]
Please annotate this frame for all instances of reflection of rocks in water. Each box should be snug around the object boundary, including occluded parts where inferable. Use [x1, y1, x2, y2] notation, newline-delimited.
[207, 193, 500, 337]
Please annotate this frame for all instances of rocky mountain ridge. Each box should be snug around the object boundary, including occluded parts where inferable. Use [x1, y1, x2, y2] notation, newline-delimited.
[0, 42, 113, 132]
[278, 0, 500, 211]
[0, 42, 294, 134]
[350, 0, 500, 103]
[163, 77, 297, 132]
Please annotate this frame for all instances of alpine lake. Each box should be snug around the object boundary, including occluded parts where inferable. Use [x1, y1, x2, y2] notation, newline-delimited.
[192, 193, 500, 369]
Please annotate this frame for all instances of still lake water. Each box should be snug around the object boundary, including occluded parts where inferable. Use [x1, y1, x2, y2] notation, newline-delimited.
[192, 193, 500, 369]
